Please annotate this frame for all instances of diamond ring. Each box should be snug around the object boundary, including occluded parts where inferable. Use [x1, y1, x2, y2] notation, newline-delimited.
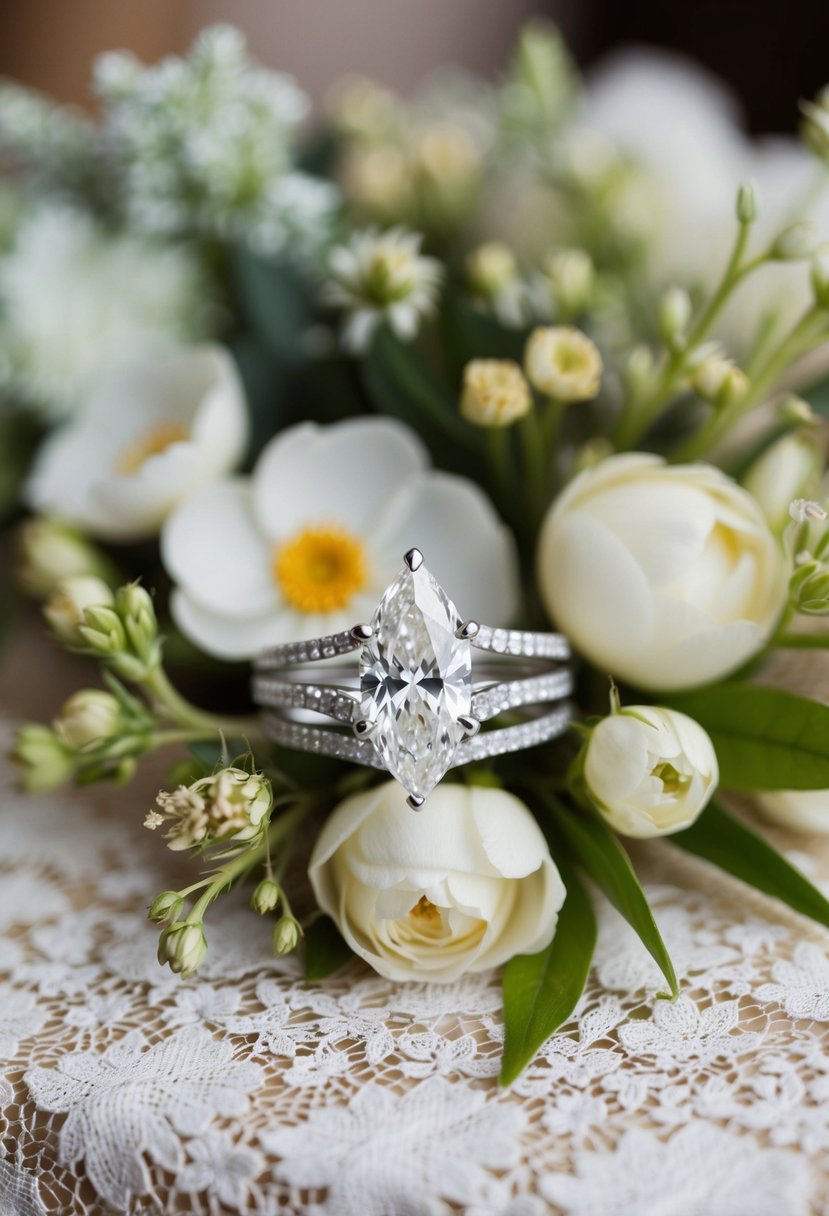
[252, 549, 573, 808]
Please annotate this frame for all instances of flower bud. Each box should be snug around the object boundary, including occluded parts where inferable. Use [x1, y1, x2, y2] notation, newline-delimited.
[544, 248, 594, 318]
[339, 145, 411, 220]
[658, 287, 692, 349]
[623, 345, 657, 397]
[44, 576, 114, 646]
[460, 358, 532, 428]
[800, 93, 829, 164]
[743, 432, 823, 533]
[466, 242, 519, 299]
[811, 251, 829, 309]
[326, 74, 400, 139]
[736, 180, 758, 224]
[12, 724, 73, 792]
[585, 706, 719, 837]
[778, 395, 817, 427]
[251, 878, 280, 915]
[52, 689, 123, 750]
[16, 519, 113, 600]
[114, 582, 161, 676]
[148, 890, 184, 924]
[692, 357, 749, 409]
[790, 559, 829, 614]
[77, 605, 127, 657]
[158, 921, 207, 977]
[771, 221, 819, 261]
[272, 915, 301, 956]
[524, 326, 603, 402]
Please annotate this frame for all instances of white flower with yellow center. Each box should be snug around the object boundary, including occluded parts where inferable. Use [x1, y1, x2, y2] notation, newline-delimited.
[0, 203, 210, 419]
[324, 226, 443, 352]
[161, 417, 519, 660]
[26, 346, 248, 541]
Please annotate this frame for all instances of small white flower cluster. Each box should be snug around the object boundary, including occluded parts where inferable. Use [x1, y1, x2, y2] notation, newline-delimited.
[0, 80, 94, 190]
[0, 204, 211, 419]
[95, 25, 338, 257]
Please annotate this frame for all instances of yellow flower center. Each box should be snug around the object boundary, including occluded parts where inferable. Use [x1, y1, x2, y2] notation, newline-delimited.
[409, 895, 441, 923]
[273, 526, 368, 614]
[116, 423, 189, 476]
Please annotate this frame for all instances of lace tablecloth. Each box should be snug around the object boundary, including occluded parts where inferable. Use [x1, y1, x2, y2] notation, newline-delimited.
[3, 714, 829, 1216]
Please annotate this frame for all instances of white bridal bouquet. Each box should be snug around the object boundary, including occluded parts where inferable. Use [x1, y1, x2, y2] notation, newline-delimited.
[6, 24, 829, 1083]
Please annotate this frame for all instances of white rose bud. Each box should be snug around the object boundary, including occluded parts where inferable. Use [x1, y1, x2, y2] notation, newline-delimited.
[585, 706, 719, 838]
[53, 689, 123, 750]
[16, 519, 112, 599]
[537, 453, 787, 690]
[43, 576, 114, 646]
[755, 788, 829, 835]
[743, 432, 823, 533]
[309, 782, 565, 983]
[524, 326, 603, 402]
[460, 359, 532, 428]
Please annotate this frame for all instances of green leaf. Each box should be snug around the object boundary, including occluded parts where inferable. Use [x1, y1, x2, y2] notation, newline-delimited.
[671, 799, 829, 929]
[439, 289, 527, 382]
[669, 683, 829, 790]
[550, 800, 679, 998]
[227, 247, 314, 364]
[500, 854, 596, 1086]
[305, 914, 354, 981]
[362, 325, 485, 476]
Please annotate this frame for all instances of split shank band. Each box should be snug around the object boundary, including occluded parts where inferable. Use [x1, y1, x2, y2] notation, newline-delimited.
[252, 548, 573, 808]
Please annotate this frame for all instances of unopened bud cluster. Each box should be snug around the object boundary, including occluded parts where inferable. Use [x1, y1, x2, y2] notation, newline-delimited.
[44, 577, 161, 680]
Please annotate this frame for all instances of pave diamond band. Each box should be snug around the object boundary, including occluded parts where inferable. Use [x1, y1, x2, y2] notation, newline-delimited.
[253, 549, 573, 807]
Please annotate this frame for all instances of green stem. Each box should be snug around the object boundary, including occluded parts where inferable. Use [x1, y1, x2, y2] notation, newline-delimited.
[486, 426, 513, 507]
[671, 305, 828, 463]
[773, 632, 829, 649]
[613, 223, 764, 451]
[188, 801, 309, 923]
[143, 665, 260, 737]
[519, 409, 548, 530]
[540, 397, 567, 465]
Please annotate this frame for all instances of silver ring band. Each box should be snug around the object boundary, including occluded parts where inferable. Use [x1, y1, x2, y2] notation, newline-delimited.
[252, 548, 572, 807]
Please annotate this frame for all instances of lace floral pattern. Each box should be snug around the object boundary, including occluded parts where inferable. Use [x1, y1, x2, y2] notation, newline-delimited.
[2, 720, 829, 1215]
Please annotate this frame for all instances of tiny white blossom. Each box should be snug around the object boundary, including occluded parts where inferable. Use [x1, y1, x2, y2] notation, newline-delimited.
[0, 204, 210, 419]
[790, 498, 828, 524]
[325, 226, 443, 352]
[94, 26, 336, 256]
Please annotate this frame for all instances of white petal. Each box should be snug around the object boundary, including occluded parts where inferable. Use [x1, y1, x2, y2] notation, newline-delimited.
[169, 591, 301, 661]
[161, 480, 277, 619]
[252, 418, 429, 541]
[470, 787, 555, 879]
[373, 471, 520, 625]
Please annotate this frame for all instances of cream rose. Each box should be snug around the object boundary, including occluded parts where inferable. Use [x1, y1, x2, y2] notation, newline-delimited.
[585, 706, 719, 838]
[538, 453, 787, 691]
[308, 782, 565, 983]
[754, 789, 829, 835]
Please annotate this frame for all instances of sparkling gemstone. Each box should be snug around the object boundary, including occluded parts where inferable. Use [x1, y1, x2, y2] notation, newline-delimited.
[359, 560, 472, 800]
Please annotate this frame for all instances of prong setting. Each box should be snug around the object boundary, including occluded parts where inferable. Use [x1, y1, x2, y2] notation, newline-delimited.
[403, 547, 424, 572]
[352, 718, 375, 738]
[456, 620, 480, 640]
[406, 793, 425, 810]
[351, 622, 373, 641]
[458, 714, 481, 739]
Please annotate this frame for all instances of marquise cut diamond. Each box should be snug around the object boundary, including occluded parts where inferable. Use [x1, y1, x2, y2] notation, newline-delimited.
[359, 559, 472, 800]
